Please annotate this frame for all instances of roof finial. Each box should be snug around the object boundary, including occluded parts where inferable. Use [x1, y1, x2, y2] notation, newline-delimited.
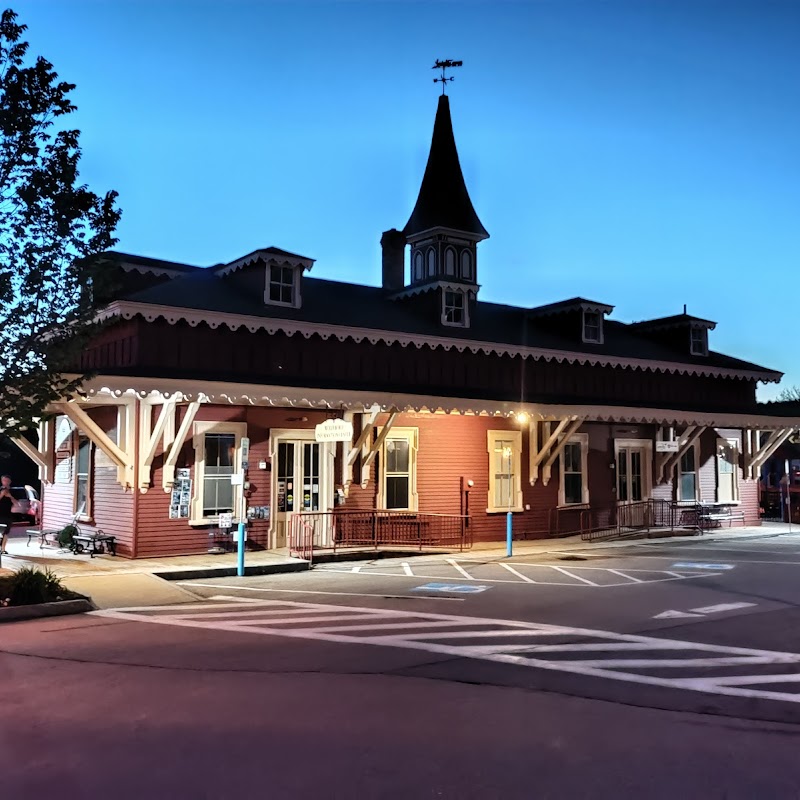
[433, 59, 462, 95]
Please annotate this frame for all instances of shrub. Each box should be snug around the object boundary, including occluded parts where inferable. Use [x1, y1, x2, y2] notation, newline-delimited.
[6, 566, 68, 606]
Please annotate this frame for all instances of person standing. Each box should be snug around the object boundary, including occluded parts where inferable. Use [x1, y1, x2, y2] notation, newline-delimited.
[0, 474, 13, 555]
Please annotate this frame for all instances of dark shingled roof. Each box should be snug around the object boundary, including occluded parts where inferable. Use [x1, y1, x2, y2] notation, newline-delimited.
[630, 313, 717, 331]
[113, 258, 780, 379]
[403, 95, 489, 240]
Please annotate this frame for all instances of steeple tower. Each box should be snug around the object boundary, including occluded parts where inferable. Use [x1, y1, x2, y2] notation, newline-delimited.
[403, 91, 488, 317]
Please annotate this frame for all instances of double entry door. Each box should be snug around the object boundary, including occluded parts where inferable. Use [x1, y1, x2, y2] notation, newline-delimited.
[615, 441, 652, 526]
[271, 431, 334, 549]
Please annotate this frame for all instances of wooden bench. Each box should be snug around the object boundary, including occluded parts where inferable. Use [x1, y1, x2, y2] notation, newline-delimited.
[696, 505, 746, 532]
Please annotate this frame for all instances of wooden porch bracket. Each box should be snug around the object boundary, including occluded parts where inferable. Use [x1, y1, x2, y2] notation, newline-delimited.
[54, 401, 134, 488]
[748, 427, 795, 479]
[362, 411, 400, 472]
[10, 435, 48, 472]
[139, 397, 177, 492]
[344, 405, 380, 491]
[529, 417, 578, 485]
[659, 426, 702, 484]
[162, 400, 202, 492]
[541, 417, 585, 487]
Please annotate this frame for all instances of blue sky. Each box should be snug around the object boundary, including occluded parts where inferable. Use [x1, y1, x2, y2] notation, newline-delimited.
[15, 0, 800, 398]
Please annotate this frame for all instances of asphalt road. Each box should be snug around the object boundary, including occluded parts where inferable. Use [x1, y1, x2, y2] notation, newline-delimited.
[5, 532, 800, 797]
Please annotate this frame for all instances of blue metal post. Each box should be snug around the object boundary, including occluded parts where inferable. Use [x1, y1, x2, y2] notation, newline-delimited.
[237, 522, 245, 577]
[506, 511, 513, 557]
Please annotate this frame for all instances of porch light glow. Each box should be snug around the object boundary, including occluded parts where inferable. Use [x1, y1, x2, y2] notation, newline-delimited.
[515, 412, 528, 424]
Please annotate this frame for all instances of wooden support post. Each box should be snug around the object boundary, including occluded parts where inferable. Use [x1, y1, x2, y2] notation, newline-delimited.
[529, 418, 539, 485]
[341, 411, 354, 497]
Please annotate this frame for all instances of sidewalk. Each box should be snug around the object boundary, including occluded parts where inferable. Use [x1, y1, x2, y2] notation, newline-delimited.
[0, 532, 309, 609]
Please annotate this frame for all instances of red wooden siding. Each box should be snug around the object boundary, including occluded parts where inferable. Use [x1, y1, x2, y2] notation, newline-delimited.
[43, 404, 762, 559]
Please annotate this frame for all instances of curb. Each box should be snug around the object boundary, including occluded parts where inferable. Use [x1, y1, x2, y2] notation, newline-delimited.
[154, 561, 311, 582]
[0, 598, 94, 624]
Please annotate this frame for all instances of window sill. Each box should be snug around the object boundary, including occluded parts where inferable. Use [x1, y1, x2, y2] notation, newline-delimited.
[557, 503, 589, 510]
[486, 507, 524, 514]
[75, 515, 94, 525]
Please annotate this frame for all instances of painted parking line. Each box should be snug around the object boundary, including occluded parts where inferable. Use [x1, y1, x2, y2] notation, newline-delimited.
[317, 560, 723, 587]
[96, 598, 800, 705]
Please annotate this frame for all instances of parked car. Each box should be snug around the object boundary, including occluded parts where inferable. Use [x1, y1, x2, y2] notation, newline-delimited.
[10, 485, 40, 524]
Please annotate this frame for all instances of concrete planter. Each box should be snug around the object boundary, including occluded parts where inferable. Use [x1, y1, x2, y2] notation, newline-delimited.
[0, 598, 94, 623]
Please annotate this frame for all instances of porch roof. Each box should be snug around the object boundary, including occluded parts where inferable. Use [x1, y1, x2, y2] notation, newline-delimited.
[73, 376, 800, 431]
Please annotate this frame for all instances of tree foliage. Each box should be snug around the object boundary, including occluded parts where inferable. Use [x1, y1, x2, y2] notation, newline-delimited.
[0, 8, 120, 437]
[777, 386, 800, 403]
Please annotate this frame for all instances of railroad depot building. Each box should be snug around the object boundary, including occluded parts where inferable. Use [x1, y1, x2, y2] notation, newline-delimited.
[13, 94, 800, 558]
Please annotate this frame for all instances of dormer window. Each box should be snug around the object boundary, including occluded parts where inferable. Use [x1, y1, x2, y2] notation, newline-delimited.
[582, 310, 603, 344]
[442, 289, 468, 327]
[267, 264, 297, 307]
[690, 326, 708, 356]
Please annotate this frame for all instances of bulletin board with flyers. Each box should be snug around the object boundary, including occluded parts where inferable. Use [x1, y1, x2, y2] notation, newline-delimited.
[169, 468, 192, 519]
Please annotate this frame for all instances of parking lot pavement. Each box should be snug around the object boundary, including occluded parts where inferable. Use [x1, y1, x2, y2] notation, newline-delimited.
[96, 596, 800, 709]
[315, 556, 724, 587]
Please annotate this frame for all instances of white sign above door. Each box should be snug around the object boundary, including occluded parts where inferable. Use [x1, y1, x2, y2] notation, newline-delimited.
[314, 418, 354, 442]
[655, 441, 680, 453]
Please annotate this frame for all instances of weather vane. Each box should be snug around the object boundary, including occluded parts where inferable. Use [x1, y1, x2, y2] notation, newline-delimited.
[433, 59, 462, 94]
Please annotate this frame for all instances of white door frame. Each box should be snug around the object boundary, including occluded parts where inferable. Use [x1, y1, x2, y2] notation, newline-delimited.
[614, 438, 653, 504]
[269, 428, 335, 548]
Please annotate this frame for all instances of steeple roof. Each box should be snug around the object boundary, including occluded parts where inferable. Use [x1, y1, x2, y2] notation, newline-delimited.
[404, 95, 489, 240]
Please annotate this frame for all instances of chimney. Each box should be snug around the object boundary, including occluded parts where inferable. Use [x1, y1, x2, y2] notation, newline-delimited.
[381, 228, 406, 292]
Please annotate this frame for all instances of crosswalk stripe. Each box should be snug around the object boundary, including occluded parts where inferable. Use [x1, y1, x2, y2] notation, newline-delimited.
[96, 598, 800, 705]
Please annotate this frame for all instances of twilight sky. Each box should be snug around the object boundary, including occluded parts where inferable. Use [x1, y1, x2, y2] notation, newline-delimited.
[15, 0, 800, 398]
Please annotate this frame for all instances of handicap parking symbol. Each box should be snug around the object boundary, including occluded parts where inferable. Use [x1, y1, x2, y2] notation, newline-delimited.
[411, 583, 490, 594]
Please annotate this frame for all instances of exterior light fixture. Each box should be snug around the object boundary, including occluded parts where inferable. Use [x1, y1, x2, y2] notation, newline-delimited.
[515, 412, 528, 424]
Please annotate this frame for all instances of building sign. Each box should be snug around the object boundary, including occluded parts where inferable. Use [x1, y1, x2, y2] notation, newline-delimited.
[655, 441, 680, 453]
[315, 418, 354, 442]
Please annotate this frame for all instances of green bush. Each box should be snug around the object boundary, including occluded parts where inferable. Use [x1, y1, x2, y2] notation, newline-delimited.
[6, 566, 68, 606]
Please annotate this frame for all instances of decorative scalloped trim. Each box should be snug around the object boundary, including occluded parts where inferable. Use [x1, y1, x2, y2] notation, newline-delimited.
[95, 302, 782, 384]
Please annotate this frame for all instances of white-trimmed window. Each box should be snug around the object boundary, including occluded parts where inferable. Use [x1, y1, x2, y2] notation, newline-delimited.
[716, 438, 739, 503]
[487, 430, 523, 512]
[690, 327, 708, 356]
[378, 427, 418, 511]
[442, 289, 468, 327]
[582, 310, 603, 344]
[74, 433, 93, 519]
[266, 264, 302, 308]
[677, 442, 699, 502]
[191, 421, 247, 524]
[559, 433, 589, 506]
